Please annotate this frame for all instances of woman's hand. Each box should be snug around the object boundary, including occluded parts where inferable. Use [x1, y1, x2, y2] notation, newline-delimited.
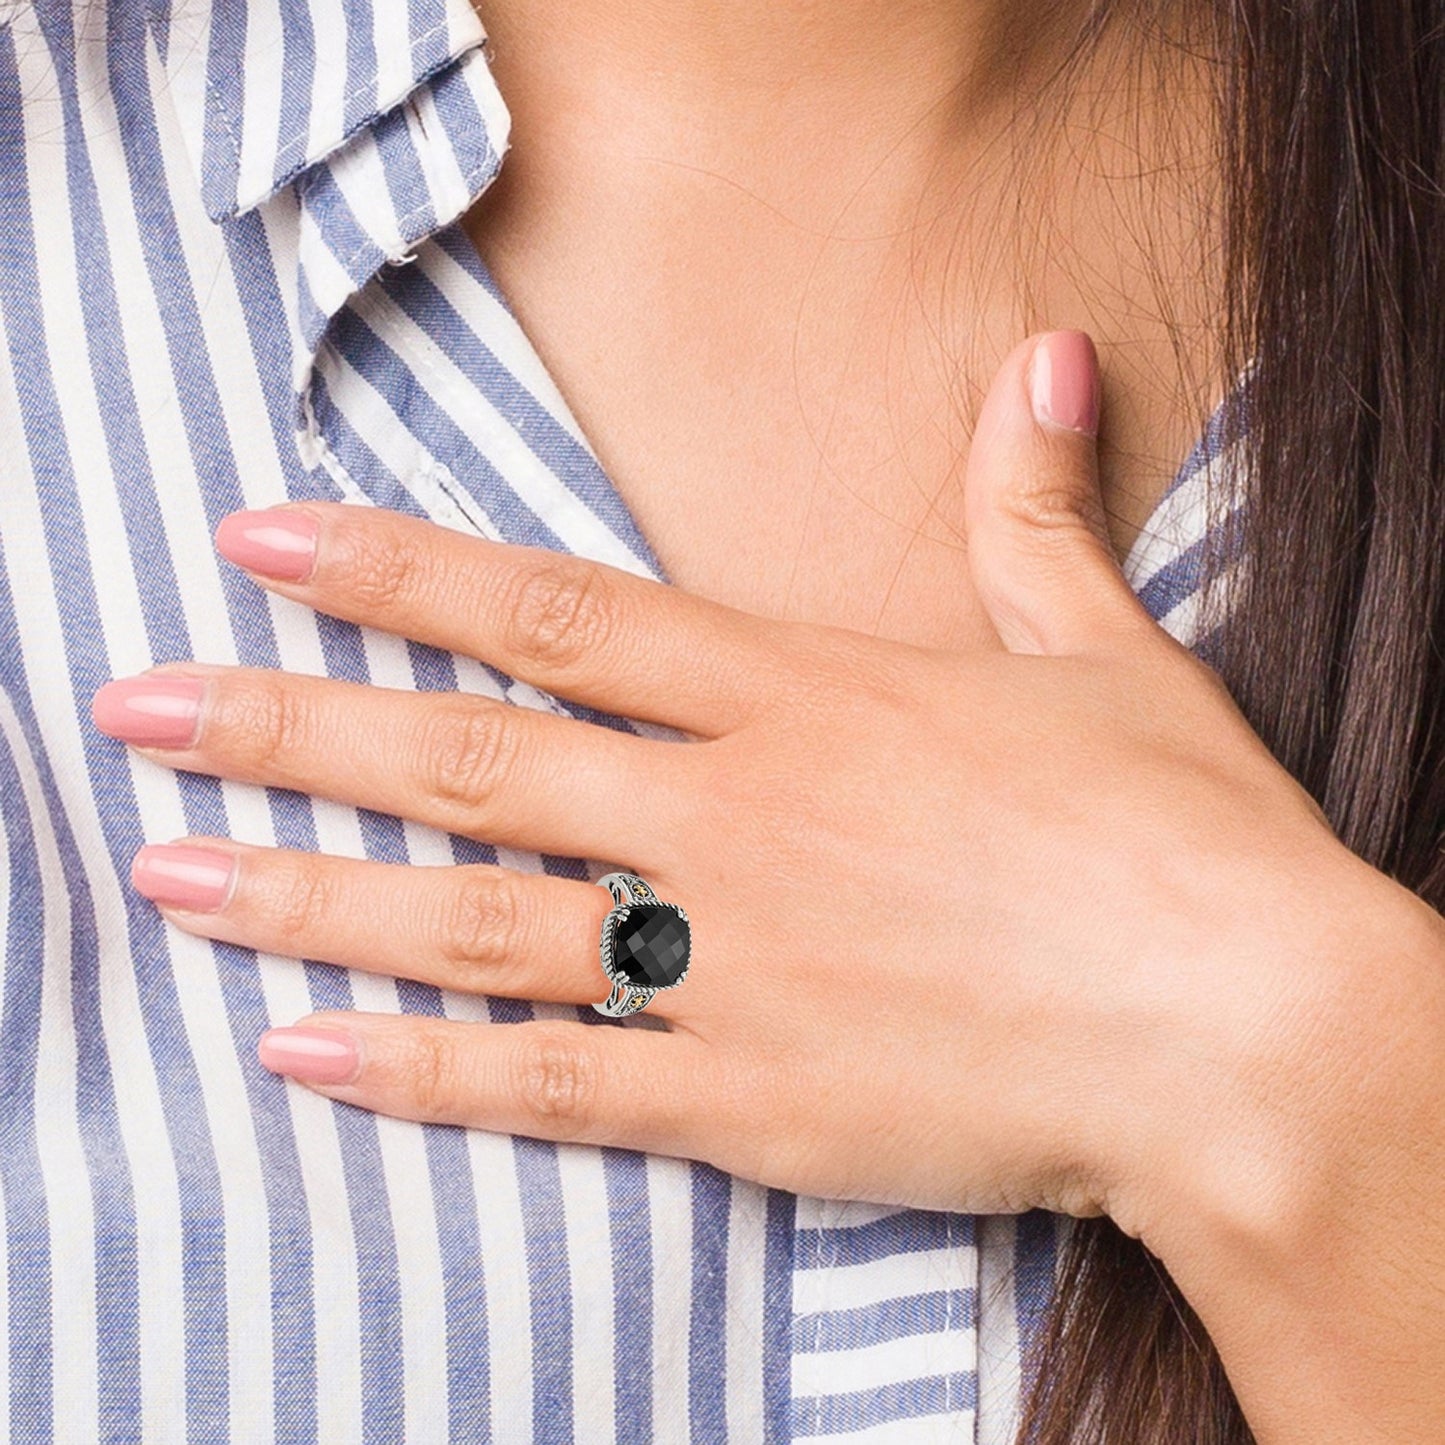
[89, 331, 1436, 1269]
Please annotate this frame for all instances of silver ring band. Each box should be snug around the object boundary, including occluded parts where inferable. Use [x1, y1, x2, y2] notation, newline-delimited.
[593, 871, 691, 1017]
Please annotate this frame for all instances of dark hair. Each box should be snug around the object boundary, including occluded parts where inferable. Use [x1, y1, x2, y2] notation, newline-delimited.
[1014, 1, 1445, 1440]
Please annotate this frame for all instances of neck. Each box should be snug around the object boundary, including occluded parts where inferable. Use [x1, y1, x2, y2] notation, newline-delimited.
[462, 1, 1223, 602]
[474, 0, 1097, 147]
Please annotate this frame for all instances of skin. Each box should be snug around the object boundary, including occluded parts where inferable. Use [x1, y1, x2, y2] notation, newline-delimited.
[88, 3, 1445, 1438]
[462, 0, 1225, 647]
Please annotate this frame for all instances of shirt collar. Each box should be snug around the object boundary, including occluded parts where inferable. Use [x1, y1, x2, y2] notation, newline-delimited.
[155, 0, 506, 220]
[149, 0, 512, 440]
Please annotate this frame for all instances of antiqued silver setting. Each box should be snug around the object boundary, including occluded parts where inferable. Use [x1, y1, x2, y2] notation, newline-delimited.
[593, 871, 691, 1017]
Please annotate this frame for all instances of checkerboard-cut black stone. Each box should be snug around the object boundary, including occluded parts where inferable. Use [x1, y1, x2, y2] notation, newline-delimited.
[612, 905, 690, 988]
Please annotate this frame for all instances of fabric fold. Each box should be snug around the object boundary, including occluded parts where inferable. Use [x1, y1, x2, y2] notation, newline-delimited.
[151, 0, 512, 453]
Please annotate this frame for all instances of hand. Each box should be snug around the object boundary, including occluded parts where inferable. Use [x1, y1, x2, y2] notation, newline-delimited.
[89, 331, 1390, 1254]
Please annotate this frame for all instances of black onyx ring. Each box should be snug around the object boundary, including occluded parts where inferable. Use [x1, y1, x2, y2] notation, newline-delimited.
[592, 871, 691, 1017]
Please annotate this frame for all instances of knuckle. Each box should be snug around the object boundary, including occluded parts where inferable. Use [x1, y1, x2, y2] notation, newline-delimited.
[513, 1026, 598, 1133]
[811, 631, 918, 715]
[505, 560, 617, 671]
[338, 524, 422, 614]
[402, 1029, 470, 1122]
[1191, 652, 1242, 708]
[215, 676, 313, 772]
[263, 858, 337, 948]
[745, 622, 885, 728]
[437, 868, 525, 972]
[420, 702, 519, 812]
[1002, 478, 1093, 541]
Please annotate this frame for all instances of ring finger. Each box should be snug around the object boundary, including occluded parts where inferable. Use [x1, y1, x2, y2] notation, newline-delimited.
[132, 837, 693, 1017]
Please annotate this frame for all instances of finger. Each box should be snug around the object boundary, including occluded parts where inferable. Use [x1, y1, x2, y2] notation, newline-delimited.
[256, 1013, 722, 1159]
[214, 501, 822, 738]
[92, 665, 697, 868]
[130, 838, 658, 1012]
[963, 330, 1160, 655]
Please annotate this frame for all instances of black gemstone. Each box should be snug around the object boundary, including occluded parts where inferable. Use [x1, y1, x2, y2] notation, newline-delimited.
[611, 905, 690, 988]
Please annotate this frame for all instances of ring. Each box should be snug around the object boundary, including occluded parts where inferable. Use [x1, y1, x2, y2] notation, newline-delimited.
[592, 871, 691, 1017]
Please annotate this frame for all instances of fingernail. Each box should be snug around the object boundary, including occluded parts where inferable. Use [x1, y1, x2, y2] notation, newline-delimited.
[258, 1027, 360, 1085]
[132, 844, 237, 912]
[92, 676, 205, 748]
[1029, 331, 1100, 436]
[215, 508, 319, 582]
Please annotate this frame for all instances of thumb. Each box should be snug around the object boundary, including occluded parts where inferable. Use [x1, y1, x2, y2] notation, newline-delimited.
[964, 330, 1154, 655]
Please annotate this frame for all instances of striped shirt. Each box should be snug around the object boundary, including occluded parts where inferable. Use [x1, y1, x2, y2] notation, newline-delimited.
[0, 2, 1243, 1440]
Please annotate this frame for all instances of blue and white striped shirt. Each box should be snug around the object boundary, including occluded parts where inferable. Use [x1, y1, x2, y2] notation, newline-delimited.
[0, 2, 1241, 1439]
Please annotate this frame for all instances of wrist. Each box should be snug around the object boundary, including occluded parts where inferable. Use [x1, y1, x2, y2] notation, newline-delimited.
[1139, 848, 1445, 1438]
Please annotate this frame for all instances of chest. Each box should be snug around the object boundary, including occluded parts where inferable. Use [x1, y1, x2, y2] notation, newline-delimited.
[463, 184, 1211, 652]
[570, 385, 1191, 654]
[471, 260, 1208, 650]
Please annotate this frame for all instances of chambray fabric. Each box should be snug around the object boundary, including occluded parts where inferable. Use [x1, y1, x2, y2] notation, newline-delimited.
[0, 1, 1244, 1439]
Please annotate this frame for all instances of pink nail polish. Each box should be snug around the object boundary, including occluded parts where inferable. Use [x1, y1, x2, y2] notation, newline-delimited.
[215, 508, 319, 582]
[132, 844, 236, 912]
[91, 677, 205, 748]
[258, 1027, 359, 1085]
[1030, 330, 1100, 436]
